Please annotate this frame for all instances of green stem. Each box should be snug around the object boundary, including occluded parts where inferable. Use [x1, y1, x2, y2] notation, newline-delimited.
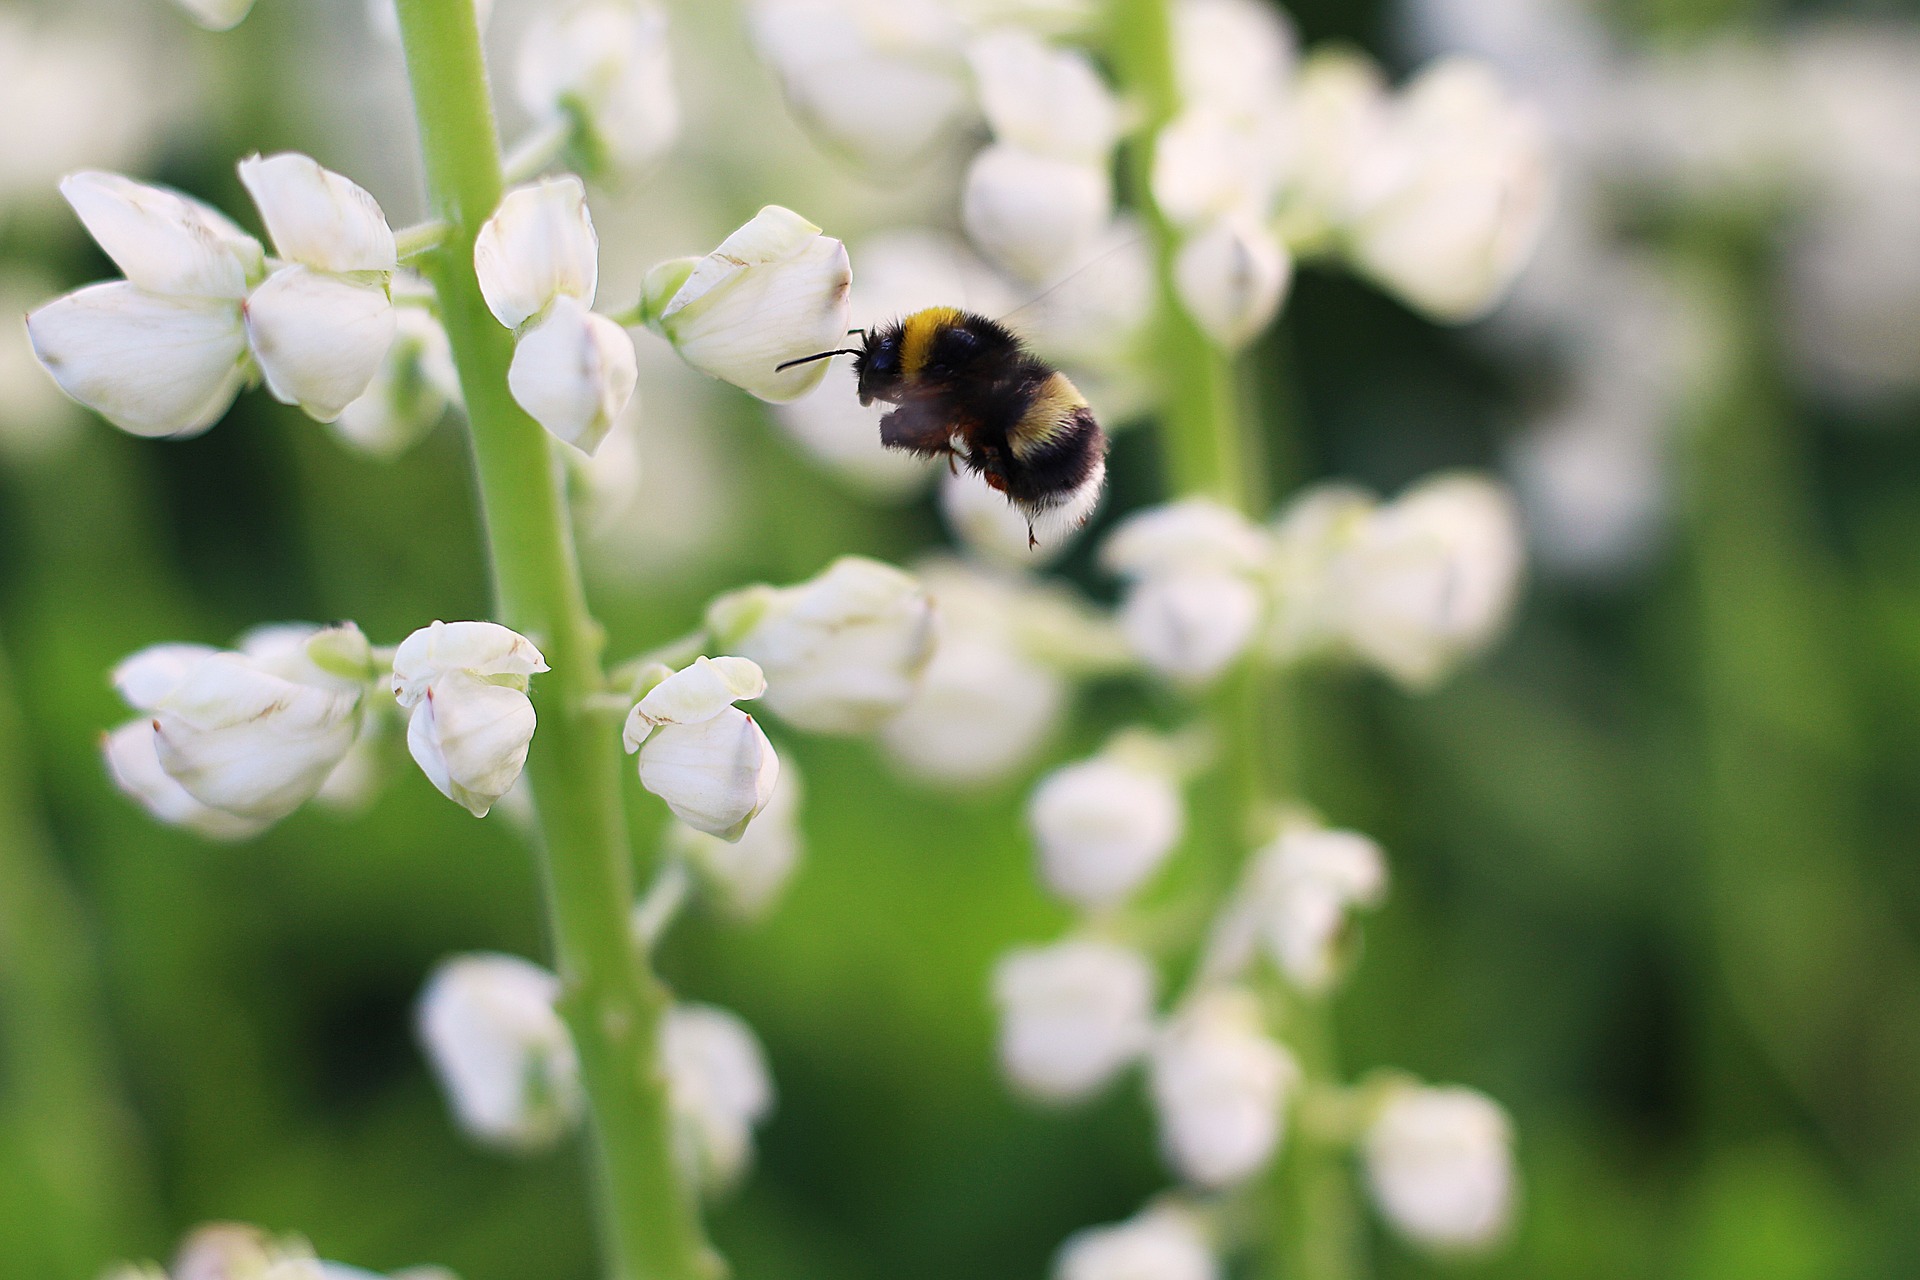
[389, 4, 717, 1278]
[1275, 997, 1363, 1280]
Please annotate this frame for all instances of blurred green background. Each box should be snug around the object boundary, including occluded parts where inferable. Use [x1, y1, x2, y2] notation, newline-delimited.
[4, 0, 1920, 1278]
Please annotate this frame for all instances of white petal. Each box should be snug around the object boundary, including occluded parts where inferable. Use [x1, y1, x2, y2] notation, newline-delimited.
[172, 0, 256, 29]
[102, 719, 269, 840]
[406, 672, 537, 817]
[332, 305, 459, 458]
[112, 642, 220, 710]
[1364, 1086, 1515, 1250]
[1120, 572, 1263, 683]
[1149, 988, 1298, 1186]
[474, 177, 600, 328]
[1101, 499, 1269, 576]
[657, 205, 852, 402]
[1056, 1207, 1219, 1280]
[879, 631, 1064, 788]
[1151, 105, 1288, 230]
[392, 620, 550, 708]
[27, 282, 248, 438]
[962, 144, 1112, 283]
[245, 266, 396, 422]
[635, 655, 767, 729]
[418, 953, 581, 1149]
[60, 171, 262, 299]
[994, 939, 1154, 1101]
[238, 153, 396, 274]
[637, 708, 779, 840]
[661, 1003, 774, 1190]
[1028, 755, 1184, 909]
[1173, 0, 1298, 118]
[507, 296, 636, 453]
[668, 758, 803, 919]
[967, 28, 1118, 164]
[516, 1, 679, 172]
[1173, 215, 1292, 350]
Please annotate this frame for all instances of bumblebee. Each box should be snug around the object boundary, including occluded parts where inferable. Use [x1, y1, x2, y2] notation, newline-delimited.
[779, 307, 1108, 547]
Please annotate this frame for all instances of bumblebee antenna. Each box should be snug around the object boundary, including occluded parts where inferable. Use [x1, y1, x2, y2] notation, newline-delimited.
[774, 347, 864, 372]
[994, 233, 1149, 329]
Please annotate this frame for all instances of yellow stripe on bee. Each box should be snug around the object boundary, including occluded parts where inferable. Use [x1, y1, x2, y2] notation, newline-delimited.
[1009, 372, 1089, 459]
[900, 307, 966, 380]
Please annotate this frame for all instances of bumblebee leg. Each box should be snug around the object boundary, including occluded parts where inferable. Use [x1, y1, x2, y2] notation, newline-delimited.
[1027, 522, 1038, 550]
[877, 400, 955, 458]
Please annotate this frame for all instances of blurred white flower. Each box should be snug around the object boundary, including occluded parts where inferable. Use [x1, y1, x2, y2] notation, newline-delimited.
[518, 0, 679, 174]
[1149, 987, 1297, 1186]
[1247, 823, 1386, 992]
[102, 720, 270, 841]
[1028, 752, 1184, 909]
[748, 0, 975, 168]
[963, 143, 1112, 286]
[1332, 473, 1524, 689]
[994, 938, 1155, 1101]
[1262, 482, 1375, 661]
[172, 0, 255, 31]
[475, 177, 600, 330]
[418, 953, 582, 1150]
[661, 1003, 775, 1192]
[392, 620, 548, 817]
[1172, 214, 1292, 350]
[0, 16, 157, 213]
[28, 174, 261, 437]
[623, 657, 779, 840]
[333, 305, 460, 458]
[1173, 0, 1297, 118]
[1364, 1084, 1515, 1252]
[968, 28, 1119, 165]
[1055, 1205, 1218, 1280]
[706, 557, 936, 734]
[644, 206, 852, 402]
[1103, 500, 1270, 683]
[668, 757, 804, 919]
[111, 625, 368, 825]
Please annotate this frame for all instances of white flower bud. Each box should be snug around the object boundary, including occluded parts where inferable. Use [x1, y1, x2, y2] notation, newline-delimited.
[623, 657, 779, 839]
[1346, 59, 1551, 323]
[669, 758, 803, 919]
[27, 283, 250, 438]
[1055, 1206, 1218, 1280]
[172, 1223, 277, 1280]
[102, 720, 270, 840]
[1289, 50, 1394, 230]
[58, 172, 262, 300]
[967, 28, 1119, 165]
[994, 939, 1155, 1101]
[172, 0, 255, 29]
[1173, 0, 1297, 119]
[333, 306, 460, 459]
[518, 0, 679, 174]
[418, 953, 582, 1150]
[237, 153, 397, 275]
[1334, 473, 1524, 689]
[1173, 216, 1291, 351]
[244, 266, 397, 423]
[392, 620, 547, 817]
[506, 295, 637, 454]
[1263, 483, 1376, 661]
[648, 205, 852, 402]
[707, 557, 936, 735]
[392, 620, 549, 707]
[112, 629, 366, 824]
[661, 1003, 774, 1192]
[879, 631, 1064, 787]
[1248, 823, 1386, 992]
[1152, 106, 1289, 230]
[1028, 754, 1183, 909]
[474, 178, 600, 330]
[962, 144, 1112, 284]
[1363, 1085, 1515, 1251]
[1149, 988, 1297, 1186]
[1104, 500, 1269, 683]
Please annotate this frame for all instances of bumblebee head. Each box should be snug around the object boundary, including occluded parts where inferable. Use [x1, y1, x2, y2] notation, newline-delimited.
[774, 325, 906, 405]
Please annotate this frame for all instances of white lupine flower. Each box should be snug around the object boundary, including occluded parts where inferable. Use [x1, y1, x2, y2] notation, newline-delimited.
[1173, 0, 1297, 119]
[994, 939, 1155, 1101]
[1055, 1206, 1219, 1280]
[392, 620, 548, 817]
[1028, 753, 1184, 909]
[112, 625, 367, 824]
[668, 757, 803, 919]
[171, 1223, 277, 1280]
[967, 28, 1119, 165]
[1173, 215, 1292, 350]
[748, 0, 975, 168]
[623, 657, 779, 839]
[1288, 50, 1394, 231]
[27, 174, 263, 437]
[172, 0, 255, 30]
[102, 720, 270, 841]
[706, 557, 936, 735]
[1334, 474, 1524, 689]
[333, 306, 461, 458]
[774, 229, 1012, 498]
[963, 144, 1112, 285]
[1152, 104, 1291, 231]
[1364, 1085, 1515, 1251]
[644, 205, 852, 402]
[1149, 988, 1298, 1186]
[474, 178, 600, 330]
[507, 295, 638, 454]
[661, 1003, 775, 1191]
[1263, 483, 1376, 660]
[1248, 823, 1386, 992]
[517, 0, 679, 174]
[1103, 500, 1270, 683]
[418, 953, 582, 1150]
[236, 154, 397, 277]
[1345, 59, 1551, 323]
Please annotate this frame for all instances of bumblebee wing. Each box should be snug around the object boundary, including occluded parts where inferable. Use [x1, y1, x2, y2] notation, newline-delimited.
[877, 394, 959, 458]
